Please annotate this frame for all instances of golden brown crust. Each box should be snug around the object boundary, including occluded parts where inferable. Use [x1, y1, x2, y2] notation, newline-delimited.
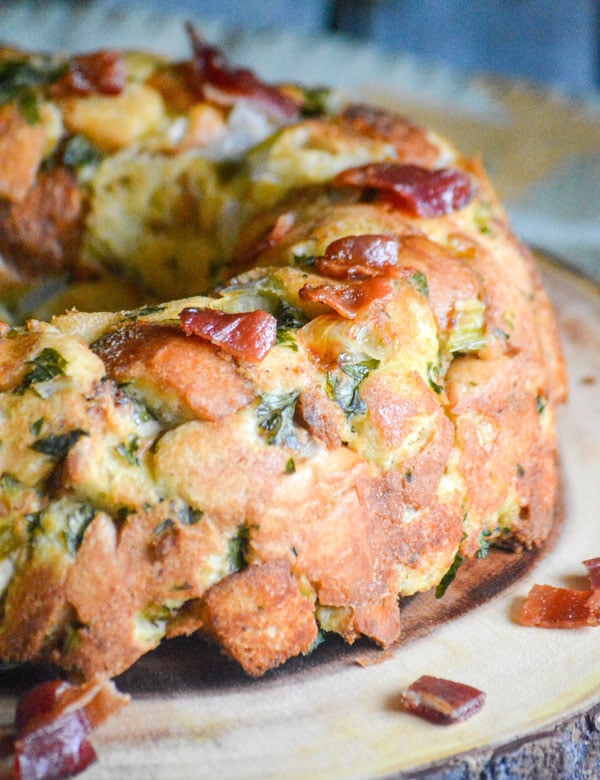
[200, 560, 318, 676]
[0, 167, 84, 278]
[0, 103, 46, 203]
[93, 322, 254, 424]
[0, 41, 566, 681]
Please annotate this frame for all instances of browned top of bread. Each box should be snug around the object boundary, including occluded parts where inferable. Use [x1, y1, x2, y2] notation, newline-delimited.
[0, 32, 566, 680]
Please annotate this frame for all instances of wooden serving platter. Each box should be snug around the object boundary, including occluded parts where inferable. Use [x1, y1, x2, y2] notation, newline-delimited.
[1, 254, 599, 779]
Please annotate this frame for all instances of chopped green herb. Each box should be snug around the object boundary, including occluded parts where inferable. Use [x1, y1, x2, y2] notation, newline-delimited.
[125, 304, 167, 322]
[435, 551, 464, 598]
[32, 429, 88, 461]
[516, 463, 525, 477]
[180, 506, 204, 525]
[62, 134, 103, 169]
[276, 329, 299, 351]
[63, 503, 96, 557]
[116, 435, 140, 466]
[285, 457, 296, 475]
[426, 362, 443, 395]
[141, 602, 174, 626]
[115, 507, 132, 524]
[274, 299, 308, 330]
[62, 624, 82, 654]
[228, 523, 251, 573]
[14, 348, 67, 395]
[0, 57, 66, 124]
[170, 582, 193, 592]
[307, 629, 325, 654]
[326, 357, 379, 418]
[256, 390, 300, 447]
[409, 271, 429, 298]
[476, 528, 492, 560]
[300, 86, 334, 117]
[153, 518, 175, 537]
[0, 474, 19, 490]
[25, 511, 42, 540]
[474, 202, 494, 235]
[275, 299, 307, 350]
[29, 418, 44, 436]
[293, 254, 316, 267]
[536, 394, 548, 414]
[0, 524, 18, 557]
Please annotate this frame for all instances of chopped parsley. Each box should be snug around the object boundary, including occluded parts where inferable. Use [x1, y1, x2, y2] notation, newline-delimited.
[32, 429, 88, 461]
[25, 511, 42, 541]
[474, 202, 494, 235]
[276, 329, 299, 351]
[409, 271, 429, 298]
[63, 503, 96, 556]
[0, 523, 18, 557]
[62, 134, 103, 169]
[274, 299, 308, 330]
[228, 523, 251, 573]
[476, 528, 492, 560]
[29, 418, 45, 436]
[153, 518, 175, 537]
[14, 348, 67, 395]
[435, 551, 464, 598]
[300, 85, 334, 117]
[326, 356, 379, 418]
[293, 254, 316, 267]
[536, 394, 548, 414]
[179, 506, 204, 525]
[116, 435, 140, 466]
[256, 390, 300, 447]
[141, 602, 174, 626]
[0, 57, 66, 124]
[426, 361, 443, 395]
[307, 628, 325, 654]
[124, 304, 167, 322]
[285, 457, 296, 474]
[275, 298, 308, 351]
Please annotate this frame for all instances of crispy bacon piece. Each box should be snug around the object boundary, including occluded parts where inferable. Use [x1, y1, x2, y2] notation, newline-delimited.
[314, 234, 400, 280]
[185, 22, 299, 119]
[402, 675, 486, 724]
[299, 276, 394, 319]
[583, 558, 600, 590]
[335, 163, 477, 218]
[179, 307, 277, 363]
[50, 50, 127, 97]
[520, 583, 600, 628]
[12, 677, 128, 780]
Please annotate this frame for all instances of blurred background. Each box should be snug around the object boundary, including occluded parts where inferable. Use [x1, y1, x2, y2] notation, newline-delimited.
[1, 0, 599, 278]
[2, 0, 597, 95]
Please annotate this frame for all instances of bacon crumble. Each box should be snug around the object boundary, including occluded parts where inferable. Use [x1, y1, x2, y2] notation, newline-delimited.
[335, 163, 477, 218]
[314, 234, 400, 280]
[583, 557, 600, 590]
[179, 307, 278, 362]
[401, 675, 486, 724]
[299, 275, 395, 320]
[184, 22, 299, 120]
[12, 678, 128, 780]
[50, 50, 127, 98]
[520, 583, 600, 628]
